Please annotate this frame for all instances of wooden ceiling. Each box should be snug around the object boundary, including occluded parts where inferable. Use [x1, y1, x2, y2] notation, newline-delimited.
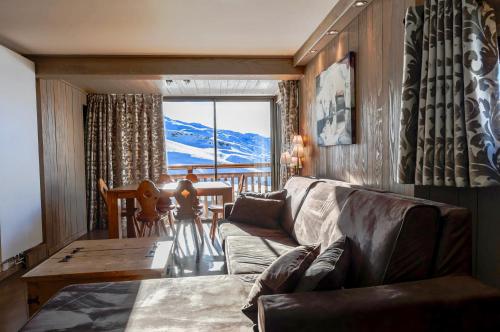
[66, 79, 279, 96]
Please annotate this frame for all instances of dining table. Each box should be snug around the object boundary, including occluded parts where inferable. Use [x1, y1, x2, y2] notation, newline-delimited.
[106, 181, 234, 239]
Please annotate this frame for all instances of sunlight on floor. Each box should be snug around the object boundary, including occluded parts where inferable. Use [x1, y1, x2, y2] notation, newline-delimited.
[168, 219, 226, 277]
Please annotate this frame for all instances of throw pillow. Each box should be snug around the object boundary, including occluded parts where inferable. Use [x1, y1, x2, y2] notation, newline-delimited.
[294, 236, 351, 292]
[242, 189, 287, 201]
[228, 195, 284, 229]
[242, 244, 320, 314]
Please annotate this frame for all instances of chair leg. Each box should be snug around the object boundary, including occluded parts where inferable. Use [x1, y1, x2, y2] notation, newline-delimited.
[160, 218, 169, 236]
[168, 211, 175, 229]
[138, 223, 146, 237]
[133, 217, 141, 238]
[153, 222, 159, 237]
[210, 213, 218, 242]
[194, 215, 204, 244]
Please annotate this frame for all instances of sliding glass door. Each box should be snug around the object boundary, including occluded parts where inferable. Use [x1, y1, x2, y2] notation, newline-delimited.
[163, 98, 273, 192]
[215, 101, 272, 192]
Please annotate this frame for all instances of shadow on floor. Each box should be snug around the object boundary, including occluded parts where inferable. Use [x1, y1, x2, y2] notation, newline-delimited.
[168, 219, 226, 277]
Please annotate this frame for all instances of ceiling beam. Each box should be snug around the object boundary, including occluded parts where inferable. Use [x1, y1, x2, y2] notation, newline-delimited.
[294, 0, 374, 66]
[29, 55, 304, 80]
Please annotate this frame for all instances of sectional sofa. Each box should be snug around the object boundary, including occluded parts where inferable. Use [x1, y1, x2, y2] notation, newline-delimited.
[22, 177, 500, 331]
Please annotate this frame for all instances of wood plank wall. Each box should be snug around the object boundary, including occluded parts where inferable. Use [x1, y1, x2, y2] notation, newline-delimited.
[37, 79, 87, 256]
[299, 0, 500, 288]
[300, 0, 415, 196]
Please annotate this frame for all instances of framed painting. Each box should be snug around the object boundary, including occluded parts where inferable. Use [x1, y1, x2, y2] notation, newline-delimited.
[315, 52, 355, 146]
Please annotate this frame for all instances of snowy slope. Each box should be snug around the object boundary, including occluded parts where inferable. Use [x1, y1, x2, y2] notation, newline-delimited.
[165, 116, 271, 166]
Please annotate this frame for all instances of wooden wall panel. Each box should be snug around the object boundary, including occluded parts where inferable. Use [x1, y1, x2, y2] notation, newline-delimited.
[300, 0, 414, 195]
[38, 80, 87, 255]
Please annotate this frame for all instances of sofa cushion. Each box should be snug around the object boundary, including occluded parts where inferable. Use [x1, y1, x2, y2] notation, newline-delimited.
[228, 195, 284, 229]
[21, 275, 256, 332]
[329, 190, 441, 287]
[295, 236, 351, 292]
[291, 183, 357, 245]
[281, 177, 324, 235]
[219, 221, 291, 245]
[242, 244, 320, 314]
[242, 189, 287, 201]
[225, 236, 298, 275]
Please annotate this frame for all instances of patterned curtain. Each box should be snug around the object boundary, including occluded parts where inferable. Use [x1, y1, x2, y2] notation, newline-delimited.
[85, 94, 166, 229]
[277, 81, 300, 188]
[398, 0, 500, 187]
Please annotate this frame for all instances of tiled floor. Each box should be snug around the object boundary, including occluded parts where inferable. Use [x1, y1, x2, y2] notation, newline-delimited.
[0, 219, 225, 332]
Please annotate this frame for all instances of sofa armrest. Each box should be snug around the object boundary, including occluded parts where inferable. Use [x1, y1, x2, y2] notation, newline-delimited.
[258, 276, 500, 332]
[223, 203, 234, 219]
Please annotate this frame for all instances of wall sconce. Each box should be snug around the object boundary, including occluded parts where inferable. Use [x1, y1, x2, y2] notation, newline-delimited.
[280, 135, 305, 176]
[280, 135, 304, 175]
[280, 151, 292, 165]
[280, 151, 292, 179]
[291, 135, 305, 173]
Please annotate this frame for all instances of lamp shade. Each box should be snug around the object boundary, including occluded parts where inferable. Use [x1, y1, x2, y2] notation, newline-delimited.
[292, 144, 304, 158]
[292, 135, 303, 146]
[280, 151, 292, 165]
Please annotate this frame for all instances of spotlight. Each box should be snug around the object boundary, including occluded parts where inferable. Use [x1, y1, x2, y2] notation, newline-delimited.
[354, 1, 368, 7]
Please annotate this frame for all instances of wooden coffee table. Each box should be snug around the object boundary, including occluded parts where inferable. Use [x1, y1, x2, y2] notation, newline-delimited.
[22, 237, 173, 316]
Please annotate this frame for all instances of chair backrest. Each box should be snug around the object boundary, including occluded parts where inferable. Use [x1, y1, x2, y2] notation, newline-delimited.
[98, 178, 109, 206]
[237, 174, 247, 194]
[135, 180, 161, 224]
[186, 173, 199, 183]
[158, 174, 174, 183]
[174, 179, 200, 219]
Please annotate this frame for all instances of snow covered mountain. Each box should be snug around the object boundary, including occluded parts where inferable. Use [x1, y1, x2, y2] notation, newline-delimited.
[165, 116, 271, 168]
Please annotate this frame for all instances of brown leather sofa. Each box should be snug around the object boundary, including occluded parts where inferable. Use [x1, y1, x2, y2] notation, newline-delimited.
[22, 176, 500, 332]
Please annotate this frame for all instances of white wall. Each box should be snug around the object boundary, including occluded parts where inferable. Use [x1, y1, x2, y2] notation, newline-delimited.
[0, 45, 42, 262]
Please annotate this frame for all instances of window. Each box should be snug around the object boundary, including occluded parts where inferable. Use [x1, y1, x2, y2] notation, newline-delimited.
[164, 98, 273, 192]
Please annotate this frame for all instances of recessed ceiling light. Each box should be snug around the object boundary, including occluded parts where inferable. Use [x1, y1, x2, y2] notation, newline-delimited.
[310, 50, 318, 54]
[354, 1, 368, 7]
[327, 29, 339, 35]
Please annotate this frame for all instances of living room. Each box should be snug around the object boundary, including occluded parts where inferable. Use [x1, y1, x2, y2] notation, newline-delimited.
[0, 0, 500, 331]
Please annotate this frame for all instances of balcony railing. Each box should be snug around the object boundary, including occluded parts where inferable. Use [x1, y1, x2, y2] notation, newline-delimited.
[167, 163, 272, 217]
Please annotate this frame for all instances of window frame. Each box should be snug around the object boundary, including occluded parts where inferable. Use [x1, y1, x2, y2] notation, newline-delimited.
[163, 96, 277, 185]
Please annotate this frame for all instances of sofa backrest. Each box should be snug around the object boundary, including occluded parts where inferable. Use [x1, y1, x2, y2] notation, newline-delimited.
[335, 190, 440, 287]
[281, 177, 324, 235]
[290, 182, 356, 246]
[284, 177, 470, 287]
[386, 193, 472, 277]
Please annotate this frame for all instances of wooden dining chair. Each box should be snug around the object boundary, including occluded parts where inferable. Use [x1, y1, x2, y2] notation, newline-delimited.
[185, 173, 199, 183]
[156, 174, 175, 229]
[208, 174, 246, 242]
[98, 178, 136, 235]
[134, 180, 171, 237]
[174, 179, 204, 243]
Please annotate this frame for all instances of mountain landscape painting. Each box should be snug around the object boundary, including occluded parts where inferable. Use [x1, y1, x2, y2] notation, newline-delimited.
[164, 116, 271, 174]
